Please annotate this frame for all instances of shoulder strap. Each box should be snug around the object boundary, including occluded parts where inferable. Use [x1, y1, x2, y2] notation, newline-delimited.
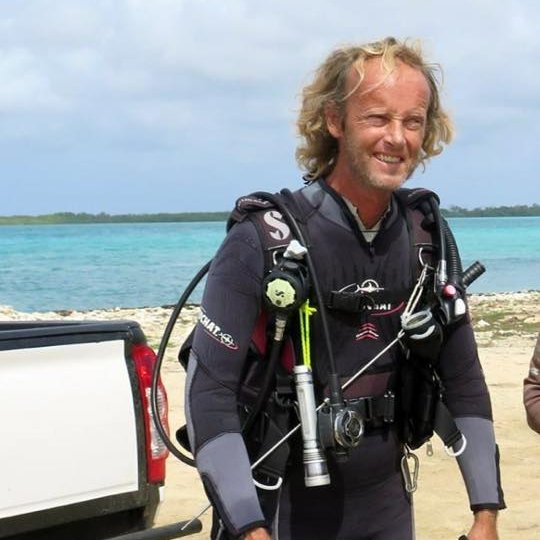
[395, 187, 440, 207]
[227, 191, 301, 273]
[395, 187, 439, 236]
[395, 187, 440, 273]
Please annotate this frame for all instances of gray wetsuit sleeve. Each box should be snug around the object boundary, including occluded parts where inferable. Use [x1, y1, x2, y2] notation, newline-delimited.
[453, 417, 505, 511]
[438, 319, 506, 511]
[184, 219, 269, 535]
[197, 433, 265, 532]
[185, 353, 266, 533]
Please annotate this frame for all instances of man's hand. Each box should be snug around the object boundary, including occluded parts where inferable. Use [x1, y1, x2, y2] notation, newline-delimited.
[243, 526, 272, 540]
[467, 509, 498, 540]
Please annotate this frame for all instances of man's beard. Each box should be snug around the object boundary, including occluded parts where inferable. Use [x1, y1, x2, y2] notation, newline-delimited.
[344, 138, 419, 192]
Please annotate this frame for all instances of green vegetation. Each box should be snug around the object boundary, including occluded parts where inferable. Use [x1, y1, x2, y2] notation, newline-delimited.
[0, 211, 230, 225]
[469, 293, 540, 343]
[0, 204, 539, 225]
[442, 204, 540, 218]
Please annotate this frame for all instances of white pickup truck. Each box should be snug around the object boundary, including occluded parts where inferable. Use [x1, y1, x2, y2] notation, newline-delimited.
[0, 320, 200, 540]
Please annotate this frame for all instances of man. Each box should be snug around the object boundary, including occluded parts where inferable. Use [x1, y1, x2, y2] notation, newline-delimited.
[185, 37, 504, 539]
[524, 333, 540, 433]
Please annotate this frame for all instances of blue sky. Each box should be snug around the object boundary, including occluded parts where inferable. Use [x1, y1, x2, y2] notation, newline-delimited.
[2, 0, 539, 214]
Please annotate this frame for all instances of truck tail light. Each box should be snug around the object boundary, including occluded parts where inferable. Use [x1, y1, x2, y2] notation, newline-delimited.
[132, 343, 170, 484]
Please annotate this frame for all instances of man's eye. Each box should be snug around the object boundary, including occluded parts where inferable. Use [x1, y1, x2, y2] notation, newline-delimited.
[405, 117, 425, 130]
[366, 115, 387, 126]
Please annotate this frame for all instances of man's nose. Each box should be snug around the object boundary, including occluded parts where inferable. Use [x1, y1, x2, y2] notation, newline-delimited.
[384, 120, 406, 146]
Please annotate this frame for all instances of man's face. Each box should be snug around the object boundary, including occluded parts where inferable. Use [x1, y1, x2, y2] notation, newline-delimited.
[327, 58, 431, 193]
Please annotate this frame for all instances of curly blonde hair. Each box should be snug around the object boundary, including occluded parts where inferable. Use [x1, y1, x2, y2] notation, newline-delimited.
[296, 37, 454, 181]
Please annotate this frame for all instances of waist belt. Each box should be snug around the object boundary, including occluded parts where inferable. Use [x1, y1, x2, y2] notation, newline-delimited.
[347, 392, 395, 427]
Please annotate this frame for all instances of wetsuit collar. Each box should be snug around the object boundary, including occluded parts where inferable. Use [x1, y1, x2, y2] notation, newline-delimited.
[301, 179, 400, 242]
[341, 195, 390, 243]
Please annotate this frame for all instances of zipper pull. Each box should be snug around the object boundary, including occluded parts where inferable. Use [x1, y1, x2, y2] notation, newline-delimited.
[426, 440, 433, 457]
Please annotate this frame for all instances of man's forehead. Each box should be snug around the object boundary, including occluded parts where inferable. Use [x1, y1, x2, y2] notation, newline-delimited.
[346, 56, 430, 100]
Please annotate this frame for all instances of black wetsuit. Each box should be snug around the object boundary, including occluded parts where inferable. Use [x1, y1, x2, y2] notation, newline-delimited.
[185, 180, 505, 539]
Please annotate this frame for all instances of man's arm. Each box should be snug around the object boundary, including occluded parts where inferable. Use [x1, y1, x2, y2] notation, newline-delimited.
[467, 509, 498, 540]
[438, 318, 505, 537]
[185, 220, 270, 537]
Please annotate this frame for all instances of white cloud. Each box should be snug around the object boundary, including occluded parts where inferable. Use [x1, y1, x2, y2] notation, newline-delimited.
[1, 0, 540, 211]
[0, 48, 70, 112]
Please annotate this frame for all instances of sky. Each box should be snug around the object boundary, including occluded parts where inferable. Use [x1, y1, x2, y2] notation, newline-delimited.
[2, 0, 540, 215]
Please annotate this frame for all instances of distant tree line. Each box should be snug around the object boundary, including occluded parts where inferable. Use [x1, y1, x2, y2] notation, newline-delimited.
[441, 204, 540, 218]
[0, 204, 539, 225]
[0, 211, 230, 225]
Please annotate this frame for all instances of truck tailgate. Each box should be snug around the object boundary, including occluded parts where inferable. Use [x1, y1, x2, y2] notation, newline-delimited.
[0, 338, 140, 519]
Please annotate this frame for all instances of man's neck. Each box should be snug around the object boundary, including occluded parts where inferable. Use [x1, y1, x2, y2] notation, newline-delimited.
[326, 174, 393, 228]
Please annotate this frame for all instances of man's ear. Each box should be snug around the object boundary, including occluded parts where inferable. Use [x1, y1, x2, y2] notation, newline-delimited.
[325, 101, 343, 139]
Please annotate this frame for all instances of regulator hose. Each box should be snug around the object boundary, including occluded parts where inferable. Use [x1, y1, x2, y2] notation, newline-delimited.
[240, 319, 286, 435]
[442, 220, 464, 287]
[151, 260, 212, 466]
[151, 189, 347, 468]
[428, 196, 447, 288]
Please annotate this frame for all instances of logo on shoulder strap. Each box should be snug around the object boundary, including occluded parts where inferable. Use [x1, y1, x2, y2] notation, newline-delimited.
[263, 210, 291, 241]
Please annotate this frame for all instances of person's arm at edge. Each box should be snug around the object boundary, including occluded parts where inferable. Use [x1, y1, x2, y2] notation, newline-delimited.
[523, 333, 540, 433]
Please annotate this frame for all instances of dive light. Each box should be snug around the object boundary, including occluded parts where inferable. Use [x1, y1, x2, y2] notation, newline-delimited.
[294, 365, 331, 487]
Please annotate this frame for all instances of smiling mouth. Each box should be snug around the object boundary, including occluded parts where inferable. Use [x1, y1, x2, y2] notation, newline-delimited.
[374, 153, 403, 164]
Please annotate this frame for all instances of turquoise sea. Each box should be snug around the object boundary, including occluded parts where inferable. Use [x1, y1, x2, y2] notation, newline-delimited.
[1, 217, 539, 312]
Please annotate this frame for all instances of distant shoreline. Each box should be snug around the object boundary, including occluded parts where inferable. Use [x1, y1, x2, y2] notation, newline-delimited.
[2, 291, 540, 318]
[0, 211, 230, 225]
[1, 205, 540, 225]
[1, 292, 538, 363]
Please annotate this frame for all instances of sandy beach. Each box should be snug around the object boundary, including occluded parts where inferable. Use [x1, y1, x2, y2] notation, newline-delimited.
[2, 291, 539, 539]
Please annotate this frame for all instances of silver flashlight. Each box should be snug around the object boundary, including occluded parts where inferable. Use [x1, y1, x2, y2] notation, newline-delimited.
[293, 364, 330, 487]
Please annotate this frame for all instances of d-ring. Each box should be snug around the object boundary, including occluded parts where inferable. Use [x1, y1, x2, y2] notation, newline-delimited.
[253, 475, 283, 491]
[445, 434, 467, 457]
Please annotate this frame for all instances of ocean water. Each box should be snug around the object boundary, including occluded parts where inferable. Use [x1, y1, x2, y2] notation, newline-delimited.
[1, 217, 539, 312]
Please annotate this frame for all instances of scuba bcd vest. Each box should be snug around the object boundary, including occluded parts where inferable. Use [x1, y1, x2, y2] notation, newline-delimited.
[171, 184, 480, 467]
[148, 182, 486, 540]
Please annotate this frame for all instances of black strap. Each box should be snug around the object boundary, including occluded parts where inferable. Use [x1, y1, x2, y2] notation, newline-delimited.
[433, 400, 463, 448]
[348, 392, 396, 426]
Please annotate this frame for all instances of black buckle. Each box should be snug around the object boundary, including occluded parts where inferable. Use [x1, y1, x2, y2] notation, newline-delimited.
[347, 394, 395, 425]
[382, 391, 395, 423]
[347, 396, 373, 421]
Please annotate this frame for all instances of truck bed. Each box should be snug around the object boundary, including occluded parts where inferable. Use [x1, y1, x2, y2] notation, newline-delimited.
[0, 320, 160, 539]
